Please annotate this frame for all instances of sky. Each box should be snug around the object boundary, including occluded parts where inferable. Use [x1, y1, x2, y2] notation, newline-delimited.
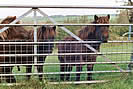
[0, 0, 128, 18]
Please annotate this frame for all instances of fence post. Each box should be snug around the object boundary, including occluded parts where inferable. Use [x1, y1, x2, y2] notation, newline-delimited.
[33, 8, 38, 73]
[128, 25, 132, 40]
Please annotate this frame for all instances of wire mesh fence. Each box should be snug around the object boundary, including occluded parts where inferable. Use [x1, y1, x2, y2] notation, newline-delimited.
[0, 5, 133, 84]
[0, 40, 132, 83]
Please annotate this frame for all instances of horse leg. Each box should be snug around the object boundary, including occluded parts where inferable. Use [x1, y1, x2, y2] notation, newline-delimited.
[66, 65, 72, 81]
[60, 64, 66, 81]
[37, 56, 45, 81]
[76, 64, 82, 81]
[87, 64, 94, 81]
[0, 67, 5, 83]
[59, 56, 66, 81]
[37, 65, 43, 81]
[26, 65, 32, 80]
[4, 66, 16, 83]
[0, 67, 3, 83]
[17, 66, 20, 71]
[87, 55, 96, 81]
[66, 64, 72, 81]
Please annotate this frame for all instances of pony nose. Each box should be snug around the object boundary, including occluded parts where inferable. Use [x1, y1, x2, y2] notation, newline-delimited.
[102, 35, 108, 43]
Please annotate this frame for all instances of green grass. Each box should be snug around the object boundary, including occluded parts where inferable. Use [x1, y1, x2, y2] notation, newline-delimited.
[1, 74, 133, 89]
[0, 42, 131, 89]
[10, 42, 133, 82]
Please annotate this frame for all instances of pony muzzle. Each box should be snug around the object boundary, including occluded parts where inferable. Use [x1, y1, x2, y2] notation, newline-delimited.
[101, 35, 108, 43]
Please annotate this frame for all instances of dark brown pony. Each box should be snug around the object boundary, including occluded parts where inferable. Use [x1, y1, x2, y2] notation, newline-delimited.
[58, 15, 110, 81]
[0, 16, 56, 83]
[27, 25, 56, 81]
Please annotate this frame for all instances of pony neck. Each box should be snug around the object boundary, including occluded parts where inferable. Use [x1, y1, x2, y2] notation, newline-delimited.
[87, 22, 100, 41]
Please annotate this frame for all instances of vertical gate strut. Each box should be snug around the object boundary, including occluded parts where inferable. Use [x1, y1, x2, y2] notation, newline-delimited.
[33, 8, 38, 73]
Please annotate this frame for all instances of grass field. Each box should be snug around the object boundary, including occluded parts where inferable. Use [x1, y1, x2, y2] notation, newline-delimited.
[0, 73, 133, 89]
[0, 42, 129, 89]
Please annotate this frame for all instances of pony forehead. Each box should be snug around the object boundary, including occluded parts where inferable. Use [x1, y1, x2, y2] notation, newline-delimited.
[98, 16, 109, 19]
[96, 16, 109, 23]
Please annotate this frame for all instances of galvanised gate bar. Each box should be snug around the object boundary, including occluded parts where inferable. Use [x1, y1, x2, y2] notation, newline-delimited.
[0, 5, 132, 85]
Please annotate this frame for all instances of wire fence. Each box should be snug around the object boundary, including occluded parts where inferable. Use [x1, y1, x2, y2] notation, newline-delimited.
[0, 5, 132, 84]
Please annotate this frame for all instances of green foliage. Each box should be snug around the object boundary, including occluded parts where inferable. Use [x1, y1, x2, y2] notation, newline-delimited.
[117, 10, 129, 24]
[112, 10, 129, 36]
[109, 10, 129, 39]
[110, 26, 129, 36]
[64, 15, 90, 23]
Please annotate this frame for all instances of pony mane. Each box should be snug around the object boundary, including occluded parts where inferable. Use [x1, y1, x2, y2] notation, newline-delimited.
[29, 26, 56, 41]
[38, 26, 56, 40]
[77, 15, 110, 40]
[77, 26, 95, 40]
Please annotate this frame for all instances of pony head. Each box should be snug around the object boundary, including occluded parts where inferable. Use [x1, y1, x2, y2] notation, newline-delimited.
[94, 15, 110, 42]
[37, 26, 56, 41]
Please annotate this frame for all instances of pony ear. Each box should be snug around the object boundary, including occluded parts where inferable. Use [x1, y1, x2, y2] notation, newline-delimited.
[13, 16, 16, 19]
[52, 26, 56, 30]
[94, 15, 98, 21]
[107, 14, 110, 20]
[7, 16, 16, 18]
[9, 16, 16, 20]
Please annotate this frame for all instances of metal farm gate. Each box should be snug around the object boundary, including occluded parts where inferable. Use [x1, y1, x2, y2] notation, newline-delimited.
[0, 5, 132, 85]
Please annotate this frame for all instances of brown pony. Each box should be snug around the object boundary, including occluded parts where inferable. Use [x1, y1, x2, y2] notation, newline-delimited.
[27, 26, 56, 81]
[58, 15, 110, 81]
[16, 26, 56, 82]
[0, 16, 56, 83]
[0, 16, 30, 83]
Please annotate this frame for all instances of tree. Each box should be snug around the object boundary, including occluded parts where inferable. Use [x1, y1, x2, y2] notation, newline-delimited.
[128, 0, 133, 23]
